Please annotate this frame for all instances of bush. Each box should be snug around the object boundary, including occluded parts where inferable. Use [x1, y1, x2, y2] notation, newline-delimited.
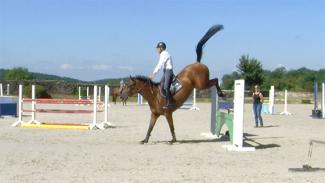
[23, 85, 52, 98]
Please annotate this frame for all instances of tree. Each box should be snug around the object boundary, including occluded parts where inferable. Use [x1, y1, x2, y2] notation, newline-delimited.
[4, 67, 33, 80]
[237, 55, 264, 90]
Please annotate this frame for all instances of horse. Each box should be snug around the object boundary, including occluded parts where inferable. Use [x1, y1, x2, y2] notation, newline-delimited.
[120, 25, 225, 144]
[112, 87, 127, 105]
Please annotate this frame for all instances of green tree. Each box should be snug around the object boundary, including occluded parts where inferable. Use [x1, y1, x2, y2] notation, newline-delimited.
[4, 67, 33, 80]
[237, 55, 264, 90]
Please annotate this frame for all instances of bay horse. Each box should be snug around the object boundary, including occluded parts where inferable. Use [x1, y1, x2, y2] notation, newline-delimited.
[112, 87, 127, 105]
[120, 25, 225, 144]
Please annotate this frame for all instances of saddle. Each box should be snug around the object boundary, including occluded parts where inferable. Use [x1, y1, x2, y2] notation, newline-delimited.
[160, 76, 183, 98]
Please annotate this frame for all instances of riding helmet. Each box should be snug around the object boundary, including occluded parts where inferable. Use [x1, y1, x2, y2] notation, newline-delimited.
[156, 42, 166, 50]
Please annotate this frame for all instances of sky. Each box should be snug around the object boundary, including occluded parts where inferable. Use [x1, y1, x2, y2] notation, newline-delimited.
[0, 0, 324, 81]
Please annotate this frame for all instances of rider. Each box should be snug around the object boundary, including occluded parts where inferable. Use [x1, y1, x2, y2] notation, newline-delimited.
[149, 42, 175, 109]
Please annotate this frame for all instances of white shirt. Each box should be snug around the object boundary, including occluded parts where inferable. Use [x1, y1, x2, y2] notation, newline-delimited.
[152, 50, 173, 77]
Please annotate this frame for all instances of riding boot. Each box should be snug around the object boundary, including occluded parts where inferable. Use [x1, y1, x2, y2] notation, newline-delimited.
[163, 92, 175, 109]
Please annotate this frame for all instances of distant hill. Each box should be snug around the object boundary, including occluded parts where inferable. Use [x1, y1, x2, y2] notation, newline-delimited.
[0, 68, 127, 85]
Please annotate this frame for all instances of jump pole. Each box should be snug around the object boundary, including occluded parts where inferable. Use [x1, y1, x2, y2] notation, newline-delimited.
[28, 85, 40, 124]
[190, 88, 200, 110]
[322, 82, 325, 119]
[78, 86, 81, 100]
[99, 85, 114, 128]
[138, 93, 143, 105]
[98, 86, 101, 101]
[86, 86, 89, 99]
[0, 83, 3, 96]
[280, 89, 291, 115]
[223, 79, 255, 152]
[268, 86, 275, 114]
[7, 84, 10, 95]
[200, 86, 219, 138]
[12, 85, 23, 127]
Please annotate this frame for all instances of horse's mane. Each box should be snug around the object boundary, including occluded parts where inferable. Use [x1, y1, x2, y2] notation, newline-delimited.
[134, 75, 160, 87]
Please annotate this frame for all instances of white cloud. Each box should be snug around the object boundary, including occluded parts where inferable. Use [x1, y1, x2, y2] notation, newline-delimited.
[118, 66, 134, 71]
[60, 64, 73, 70]
[92, 64, 112, 71]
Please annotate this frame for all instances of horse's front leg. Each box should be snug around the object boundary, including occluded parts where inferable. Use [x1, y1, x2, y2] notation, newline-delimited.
[141, 112, 159, 144]
[208, 78, 224, 97]
[165, 112, 176, 143]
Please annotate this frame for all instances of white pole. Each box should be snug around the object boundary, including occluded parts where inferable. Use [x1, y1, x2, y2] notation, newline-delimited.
[99, 85, 114, 129]
[190, 88, 200, 110]
[0, 83, 3, 96]
[223, 79, 255, 151]
[89, 85, 98, 130]
[138, 93, 142, 105]
[86, 86, 89, 99]
[78, 86, 81, 100]
[12, 85, 23, 127]
[7, 84, 10, 95]
[322, 82, 325, 118]
[98, 86, 101, 101]
[280, 90, 291, 115]
[269, 86, 275, 114]
[31, 85, 36, 122]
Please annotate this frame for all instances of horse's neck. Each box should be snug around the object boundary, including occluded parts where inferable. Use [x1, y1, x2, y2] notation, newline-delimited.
[139, 85, 160, 105]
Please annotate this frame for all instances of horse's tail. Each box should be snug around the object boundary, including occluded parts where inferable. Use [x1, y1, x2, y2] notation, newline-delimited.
[196, 24, 223, 62]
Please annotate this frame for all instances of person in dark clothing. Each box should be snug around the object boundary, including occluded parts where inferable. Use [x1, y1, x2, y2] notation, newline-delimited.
[252, 85, 264, 127]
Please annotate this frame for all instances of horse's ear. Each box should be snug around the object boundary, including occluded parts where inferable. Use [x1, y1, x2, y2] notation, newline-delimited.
[130, 75, 135, 82]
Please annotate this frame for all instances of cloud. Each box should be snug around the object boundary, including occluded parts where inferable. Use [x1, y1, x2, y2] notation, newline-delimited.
[118, 66, 134, 71]
[60, 64, 73, 70]
[92, 64, 112, 71]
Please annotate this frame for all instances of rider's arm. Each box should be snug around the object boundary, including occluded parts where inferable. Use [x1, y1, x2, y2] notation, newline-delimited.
[152, 52, 167, 78]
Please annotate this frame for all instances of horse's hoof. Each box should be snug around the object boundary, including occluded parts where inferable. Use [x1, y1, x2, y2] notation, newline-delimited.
[168, 139, 177, 144]
[140, 140, 148, 144]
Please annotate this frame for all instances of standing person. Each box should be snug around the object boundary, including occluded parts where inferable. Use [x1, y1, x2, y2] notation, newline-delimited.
[119, 80, 125, 94]
[149, 42, 175, 109]
[252, 85, 264, 127]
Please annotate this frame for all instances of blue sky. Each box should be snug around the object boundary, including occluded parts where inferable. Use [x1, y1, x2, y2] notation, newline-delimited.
[1, 0, 324, 81]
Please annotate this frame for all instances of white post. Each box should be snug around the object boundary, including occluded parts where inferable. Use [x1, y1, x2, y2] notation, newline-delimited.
[99, 85, 114, 129]
[89, 85, 98, 130]
[78, 86, 81, 100]
[0, 83, 3, 96]
[86, 86, 89, 99]
[98, 86, 101, 102]
[200, 86, 219, 138]
[12, 85, 23, 127]
[190, 88, 200, 110]
[28, 85, 39, 124]
[322, 82, 325, 118]
[138, 93, 143, 105]
[7, 84, 10, 95]
[280, 90, 291, 115]
[269, 86, 275, 114]
[223, 80, 255, 152]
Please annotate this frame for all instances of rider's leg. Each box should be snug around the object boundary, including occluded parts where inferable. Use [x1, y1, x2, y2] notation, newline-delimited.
[164, 69, 175, 108]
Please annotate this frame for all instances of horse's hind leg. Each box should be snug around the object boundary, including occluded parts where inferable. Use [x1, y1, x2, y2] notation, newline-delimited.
[165, 113, 176, 143]
[208, 78, 224, 97]
[141, 113, 159, 144]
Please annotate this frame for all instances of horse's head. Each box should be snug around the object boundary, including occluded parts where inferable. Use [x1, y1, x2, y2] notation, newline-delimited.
[120, 75, 158, 101]
[120, 76, 141, 101]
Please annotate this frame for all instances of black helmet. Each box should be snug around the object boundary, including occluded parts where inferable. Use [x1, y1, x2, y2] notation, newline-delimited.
[156, 42, 166, 50]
